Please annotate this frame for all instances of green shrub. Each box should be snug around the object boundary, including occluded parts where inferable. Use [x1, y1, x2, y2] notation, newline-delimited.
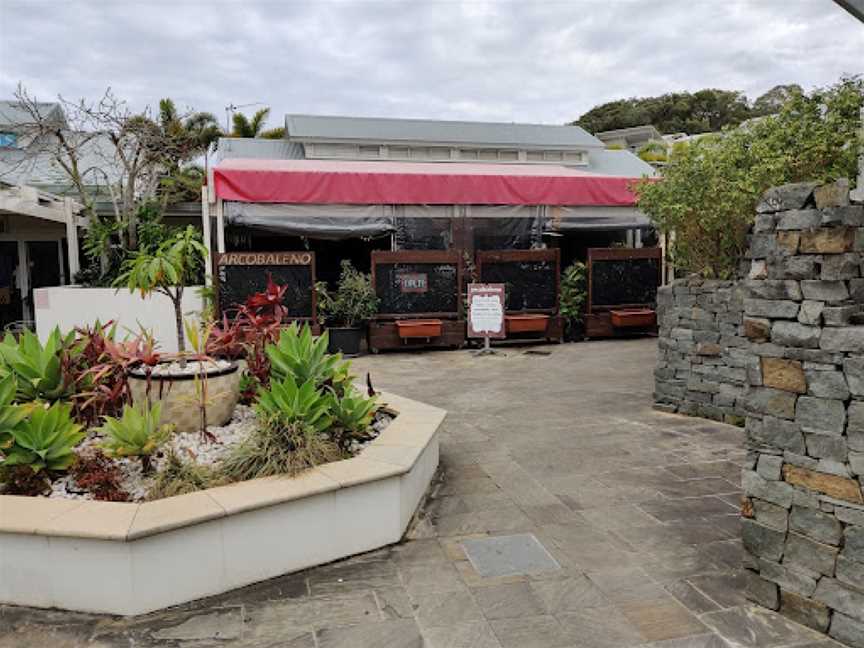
[99, 402, 172, 473]
[559, 262, 587, 332]
[636, 77, 863, 277]
[0, 328, 73, 402]
[1, 402, 84, 474]
[324, 260, 379, 328]
[266, 323, 351, 391]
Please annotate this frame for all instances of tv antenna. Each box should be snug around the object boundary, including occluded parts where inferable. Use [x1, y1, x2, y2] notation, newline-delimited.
[224, 102, 264, 133]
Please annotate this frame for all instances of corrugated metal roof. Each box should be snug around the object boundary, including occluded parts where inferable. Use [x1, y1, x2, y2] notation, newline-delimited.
[214, 135, 655, 179]
[285, 114, 604, 149]
[587, 149, 657, 177]
[0, 101, 66, 129]
[215, 137, 304, 162]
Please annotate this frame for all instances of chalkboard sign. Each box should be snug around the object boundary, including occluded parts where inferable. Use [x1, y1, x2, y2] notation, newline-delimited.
[477, 249, 559, 313]
[215, 251, 315, 319]
[588, 248, 661, 310]
[372, 251, 462, 318]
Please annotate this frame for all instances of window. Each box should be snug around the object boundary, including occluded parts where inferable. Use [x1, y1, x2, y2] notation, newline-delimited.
[458, 149, 478, 160]
[0, 132, 17, 148]
[359, 145, 381, 157]
[498, 149, 519, 161]
[389, 146, 410, 158]
[543, 151, 563, 161]
[526, 151, 544, 162]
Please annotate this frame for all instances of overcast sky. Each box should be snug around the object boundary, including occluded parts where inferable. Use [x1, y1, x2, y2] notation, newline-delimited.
[0, 0, 861, 130]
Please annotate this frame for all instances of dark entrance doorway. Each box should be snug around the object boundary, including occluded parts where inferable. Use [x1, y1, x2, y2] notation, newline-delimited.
[0, 241, 21, 329]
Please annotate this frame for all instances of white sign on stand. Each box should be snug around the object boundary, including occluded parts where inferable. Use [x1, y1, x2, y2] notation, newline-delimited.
[468, 283, 505, 354]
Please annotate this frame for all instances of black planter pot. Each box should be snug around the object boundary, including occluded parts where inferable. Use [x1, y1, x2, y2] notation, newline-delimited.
[327, 327, 364, 356]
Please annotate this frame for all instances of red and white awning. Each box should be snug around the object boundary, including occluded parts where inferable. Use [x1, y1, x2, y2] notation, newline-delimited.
[213, 159, 645, 206]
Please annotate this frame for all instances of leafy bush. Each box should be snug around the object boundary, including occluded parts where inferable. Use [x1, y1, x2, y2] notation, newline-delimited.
[98, 402, 172, 473]
[115, 225, 207, 357]
[559, 262, 587, 334]
[1, 402, 84, 474]
[636, 77, 863, 277]
[0, 328, 73, 402]
[266, 324, 350, 392]
[321, 260, 379, 328]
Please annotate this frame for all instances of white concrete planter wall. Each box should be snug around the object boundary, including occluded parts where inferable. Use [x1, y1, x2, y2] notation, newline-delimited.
[33, 285, 205, 353]
[0, 392, 443, 616]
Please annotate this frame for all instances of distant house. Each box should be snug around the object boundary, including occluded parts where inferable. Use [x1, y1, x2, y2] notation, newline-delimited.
[0, 101, 87, 329]
[594, 125, 665, 154]
[211, 114, 657, 282]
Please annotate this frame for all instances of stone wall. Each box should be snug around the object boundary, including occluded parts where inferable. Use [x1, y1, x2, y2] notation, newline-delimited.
[739, 180, 864, 646]
[654, 277, 750, 424]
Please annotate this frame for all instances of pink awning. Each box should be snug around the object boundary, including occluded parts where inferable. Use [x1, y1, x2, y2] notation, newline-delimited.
[213, 159, 641, 206]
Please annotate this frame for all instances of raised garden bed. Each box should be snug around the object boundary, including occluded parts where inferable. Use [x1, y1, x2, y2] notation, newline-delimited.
[0, 391, 444, 615]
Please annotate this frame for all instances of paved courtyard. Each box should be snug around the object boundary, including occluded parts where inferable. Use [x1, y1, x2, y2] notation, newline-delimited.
[0, 339, 847, 647]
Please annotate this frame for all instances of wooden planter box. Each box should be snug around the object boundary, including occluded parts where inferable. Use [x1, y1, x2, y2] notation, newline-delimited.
[395, 319, 443, 339]
[610, 309, 656, 329]
[505, 314, 550, 334]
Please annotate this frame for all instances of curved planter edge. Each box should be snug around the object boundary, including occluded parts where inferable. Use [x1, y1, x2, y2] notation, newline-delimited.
[0, 391, 444, 616]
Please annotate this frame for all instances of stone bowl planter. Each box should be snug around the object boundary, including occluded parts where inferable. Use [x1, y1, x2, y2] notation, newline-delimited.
[128, 361, 241, 434]
[0, 392, 444, 616]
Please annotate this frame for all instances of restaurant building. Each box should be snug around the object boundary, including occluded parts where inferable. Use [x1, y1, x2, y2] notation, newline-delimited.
[207, 115, 657, 284]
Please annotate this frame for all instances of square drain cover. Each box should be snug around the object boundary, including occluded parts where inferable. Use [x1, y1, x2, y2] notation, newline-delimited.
[462, 533, 561, 578]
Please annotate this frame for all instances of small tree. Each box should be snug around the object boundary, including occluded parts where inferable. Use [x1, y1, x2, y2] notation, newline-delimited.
[115, 226, 207, 362]
[635, 77, 863, 277]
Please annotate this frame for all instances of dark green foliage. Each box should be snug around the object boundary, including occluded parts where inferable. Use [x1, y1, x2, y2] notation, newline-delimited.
[575, 85, 805, 135]
[636, 77, 863, 277]
[319, 261, 379, 328]
[559, 262, 587, 331]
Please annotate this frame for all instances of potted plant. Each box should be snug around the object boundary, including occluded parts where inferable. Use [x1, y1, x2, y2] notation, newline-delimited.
[115, 226, 240, 433]
[321, 260, 379, 356]
[559, 261, 587, 342]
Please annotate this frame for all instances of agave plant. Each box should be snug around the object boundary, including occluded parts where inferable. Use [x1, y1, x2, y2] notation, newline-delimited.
[99, 401, 173, 473]
[330, 388, 378, 451]
[1, 402, 84, 473]
[255, 377, 334, 435]
[0, 328, 73, 402]
[266, 324, 350, 392]
[0, 374, 28, 451]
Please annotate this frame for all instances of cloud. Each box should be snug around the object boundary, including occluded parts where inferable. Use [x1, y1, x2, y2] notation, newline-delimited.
[0, 0, 861, 129]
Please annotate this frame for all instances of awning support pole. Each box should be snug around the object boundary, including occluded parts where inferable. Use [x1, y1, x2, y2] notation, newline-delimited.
[216, 197, 226, 254]
[201, 185, 213, 284]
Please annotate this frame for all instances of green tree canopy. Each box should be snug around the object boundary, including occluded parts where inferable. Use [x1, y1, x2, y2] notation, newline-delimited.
[232, 107, 271, 137]
[574, 85, 807, 135]
[634, 77, 863, 278]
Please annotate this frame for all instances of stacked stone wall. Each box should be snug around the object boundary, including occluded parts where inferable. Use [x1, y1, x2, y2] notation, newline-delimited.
[739, 180, 864, 646]
[654, 278, 750, 424]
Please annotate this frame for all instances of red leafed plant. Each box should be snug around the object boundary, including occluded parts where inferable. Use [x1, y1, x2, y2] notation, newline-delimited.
[71, 449, 130, 502]
[63, 323, 161, 426]
[206, 277, 289, 403]
[243, 273, 288, 322]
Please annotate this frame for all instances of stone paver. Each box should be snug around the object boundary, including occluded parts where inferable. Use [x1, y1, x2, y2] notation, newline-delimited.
[0, 339, 848, 647]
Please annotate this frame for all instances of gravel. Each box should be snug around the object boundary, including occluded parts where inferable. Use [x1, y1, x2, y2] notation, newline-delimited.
[44, 403, 393, 502]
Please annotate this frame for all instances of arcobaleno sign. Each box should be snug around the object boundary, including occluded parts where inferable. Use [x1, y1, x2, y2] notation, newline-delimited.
[217, 252, 313, 266]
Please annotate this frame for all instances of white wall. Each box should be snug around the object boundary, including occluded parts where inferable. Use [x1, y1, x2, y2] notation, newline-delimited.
[34, 286, 204, 353]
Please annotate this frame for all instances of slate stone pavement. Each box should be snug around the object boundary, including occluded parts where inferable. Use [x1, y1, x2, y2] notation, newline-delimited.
[0, 339, 850, 647]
